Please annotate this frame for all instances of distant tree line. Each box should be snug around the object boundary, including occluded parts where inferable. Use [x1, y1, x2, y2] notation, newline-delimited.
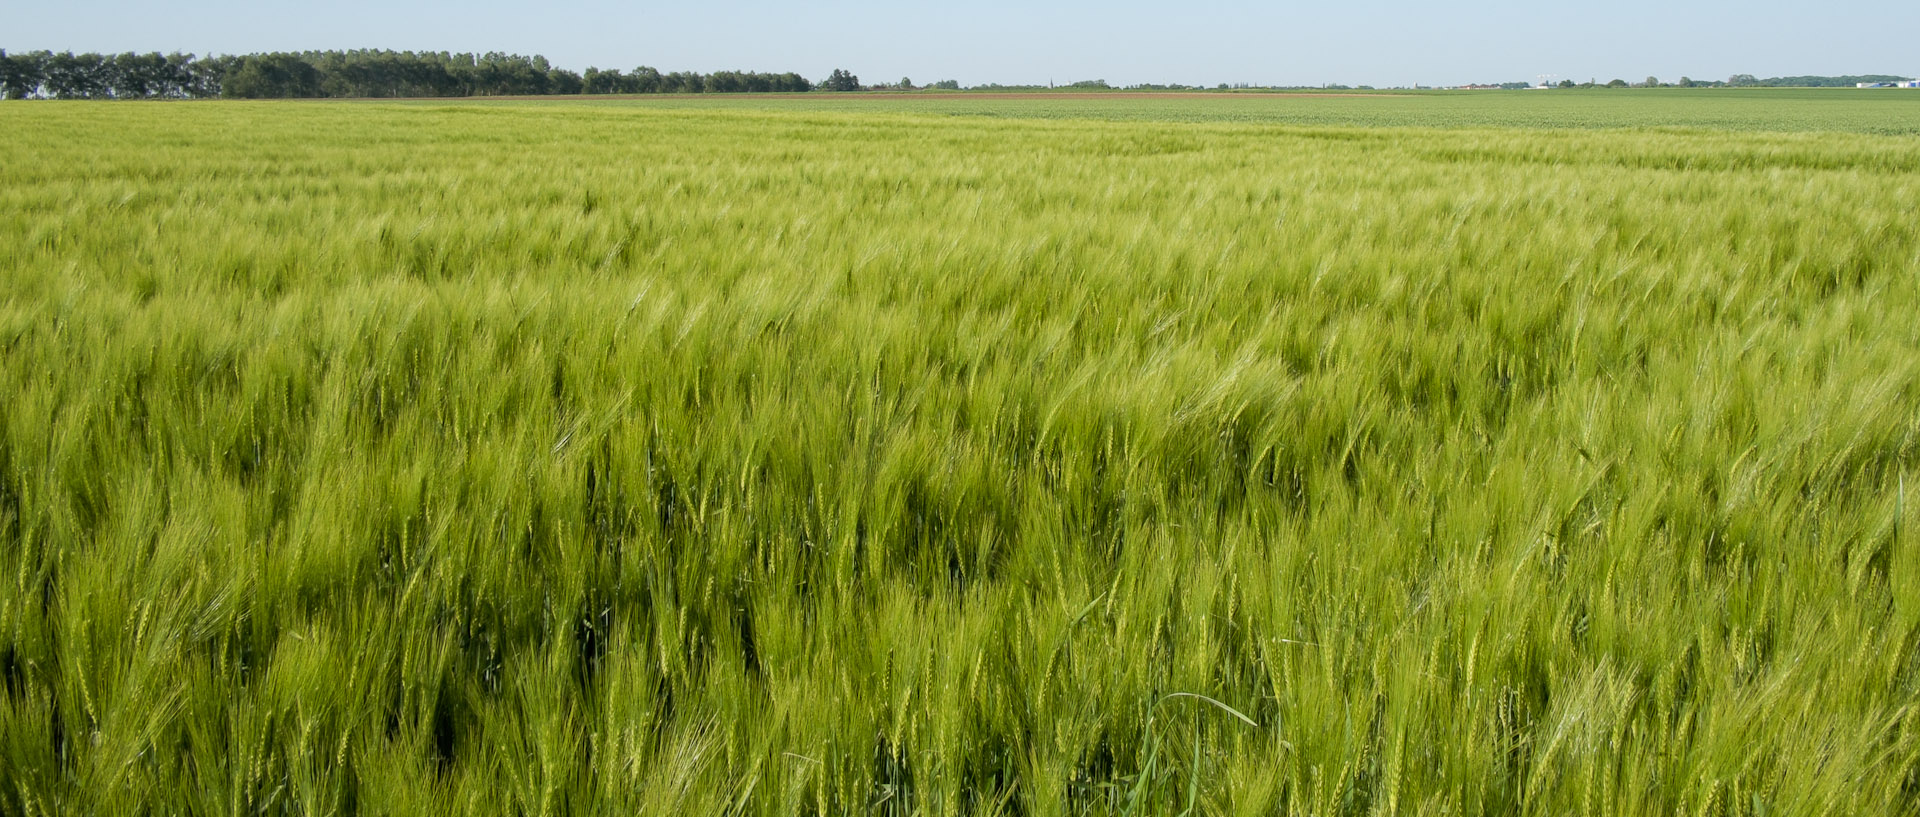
[1469, 74, 1917, 90]
[1592, 74, 1912, 89]
[1, 50, 211, 99]
[580, 67, 812, 94]
[8, 51, 1909, 100]
[1725, 74, 1911, 88]
[0, 49, 838, 99]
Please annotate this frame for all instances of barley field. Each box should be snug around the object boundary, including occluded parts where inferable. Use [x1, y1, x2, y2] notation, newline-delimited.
[573, 87, 1920, 134]
[2, 93, 1918, 815]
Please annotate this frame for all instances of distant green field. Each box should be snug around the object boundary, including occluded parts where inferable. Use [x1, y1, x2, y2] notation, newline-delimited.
[2, 99, 1918, 815]
[532, 88, 1920, 133]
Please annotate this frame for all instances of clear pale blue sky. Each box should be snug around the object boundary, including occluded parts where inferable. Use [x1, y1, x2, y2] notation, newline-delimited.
[11, 0, 1918, 88]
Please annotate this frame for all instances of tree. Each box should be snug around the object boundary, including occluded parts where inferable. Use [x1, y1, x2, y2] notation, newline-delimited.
[547, 68, 582, 95]
[42, 52, 112, 98]
[1557, 79, 1575, 88]
[161, 52, 199, 97]
[112, 52, 184, 98]
[1606, 78, 1628, 88]
[1727, 73, 1758, 87]
[662, 71, 703, 93]
[898, 76, 913, 89]
[1, 50, 48, 99]
[821, 68, 860, 92]
[630, 67, 662, 93]
[1642, 76, 1660, 88]
[189, 55, 239, 98]
[931, 79, 960, 90]
[222, 53, 323, 98]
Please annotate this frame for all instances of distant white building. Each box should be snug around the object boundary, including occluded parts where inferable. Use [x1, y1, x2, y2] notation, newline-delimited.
[1857, 81, 1920, 88]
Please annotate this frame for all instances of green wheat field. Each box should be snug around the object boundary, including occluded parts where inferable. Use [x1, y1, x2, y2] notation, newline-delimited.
[3, 90, 1919, 815]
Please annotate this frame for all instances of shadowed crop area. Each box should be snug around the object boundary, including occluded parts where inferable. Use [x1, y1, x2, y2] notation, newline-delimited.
[2, 99, 1918, 815]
